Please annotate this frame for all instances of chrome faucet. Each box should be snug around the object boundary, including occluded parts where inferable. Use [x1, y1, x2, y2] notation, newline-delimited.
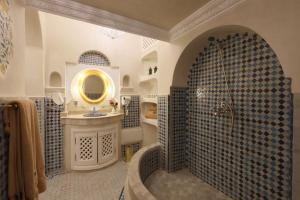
[211, 101, 232, 116]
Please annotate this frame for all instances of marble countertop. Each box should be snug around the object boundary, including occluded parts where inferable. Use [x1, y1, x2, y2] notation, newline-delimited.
[61, 112, 123, 119]
[60, 112, 124, 126]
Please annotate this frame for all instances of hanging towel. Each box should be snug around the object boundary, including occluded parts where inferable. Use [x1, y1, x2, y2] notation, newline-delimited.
[3, 100, 47, 200]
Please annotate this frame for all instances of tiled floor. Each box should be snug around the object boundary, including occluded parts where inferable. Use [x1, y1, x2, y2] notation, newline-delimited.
[144, 169, 233, 200]
[40, 161, 127, 200]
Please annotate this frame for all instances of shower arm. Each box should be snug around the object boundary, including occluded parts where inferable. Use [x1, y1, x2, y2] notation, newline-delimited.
[217, 46, 234, 106]
[213, 43, 235, 134]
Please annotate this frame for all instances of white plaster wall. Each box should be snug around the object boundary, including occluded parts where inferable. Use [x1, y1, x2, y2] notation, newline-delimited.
[155, 0, 300, 94]
[25, 8, 44, 97]
[41, 13, 142, 93]
[112, 34, 142, 92]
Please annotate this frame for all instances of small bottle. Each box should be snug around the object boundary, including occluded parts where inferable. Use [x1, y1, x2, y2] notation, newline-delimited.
[149, 67, 153, 75]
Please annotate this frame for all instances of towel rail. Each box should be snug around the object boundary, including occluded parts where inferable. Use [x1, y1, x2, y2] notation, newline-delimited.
[0, 104, 18, 109]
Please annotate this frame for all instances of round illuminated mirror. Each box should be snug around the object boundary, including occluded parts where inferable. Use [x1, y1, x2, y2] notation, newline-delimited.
[77, 69, 110, 104]
[82, 75, 105, 100]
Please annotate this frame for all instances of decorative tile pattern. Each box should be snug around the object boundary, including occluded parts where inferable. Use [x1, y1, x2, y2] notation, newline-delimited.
[169, 87, 188, 172]
[121, 96, 140, 128]
[139, 148, 160, 183]
[79, 50, 110, 66]
[158, 95, 169, 170]
[44, 98, 65, 176]
[186, 33, 293, 200]
[292, 93, 300, 200]
[0, 106, 8, 200]
[121, 142, 141, 160]
[30, 97, 45, 153]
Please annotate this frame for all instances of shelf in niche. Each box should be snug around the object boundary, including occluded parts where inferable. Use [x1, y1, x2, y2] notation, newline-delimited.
[141, 96, 157, 104]
[141, 117, 158, 127]
[120, 87, 134, 94]
[141, 49, 157, 61]
[45, 87, 65, 93]
[139, 74, 158, 83]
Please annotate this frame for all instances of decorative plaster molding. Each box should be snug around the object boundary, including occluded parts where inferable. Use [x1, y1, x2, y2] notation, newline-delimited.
[21, 0, 246, 42]
[21, 0, 170, 41]
[169, 0, 246, 41]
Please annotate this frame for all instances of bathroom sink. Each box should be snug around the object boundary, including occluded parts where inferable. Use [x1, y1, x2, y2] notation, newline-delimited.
[83, 112, 107, 117]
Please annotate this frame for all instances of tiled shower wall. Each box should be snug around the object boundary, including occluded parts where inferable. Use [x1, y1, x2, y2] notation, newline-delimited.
[293, 93, 300, 200]
[183, 33, 293, 200]
[169, 87, 188, 172]
[158, 96, 169, 170]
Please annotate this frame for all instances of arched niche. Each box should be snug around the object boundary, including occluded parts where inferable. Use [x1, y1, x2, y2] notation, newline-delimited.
[49, 71, 62, 87]
[79, 50, 110, 66]
[122, 75, 130, 87]
[172, 25, 289, 87]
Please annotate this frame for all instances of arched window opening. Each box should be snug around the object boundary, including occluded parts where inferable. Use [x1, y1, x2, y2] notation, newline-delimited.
[79, 50, 110, 66]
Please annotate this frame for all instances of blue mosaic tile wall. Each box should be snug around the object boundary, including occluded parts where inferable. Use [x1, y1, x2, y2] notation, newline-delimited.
[169, 87, 188, 172]
[139, 148, 160, 182]
[186, 33, 293, 200]
[158, 96, 169, 170]
[121, 95, 140, 128]
[30, 97, 45, 152]
[44, 98, 65, 176]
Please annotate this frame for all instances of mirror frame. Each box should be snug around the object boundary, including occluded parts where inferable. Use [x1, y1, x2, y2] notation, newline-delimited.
[78, 69, 109, 104]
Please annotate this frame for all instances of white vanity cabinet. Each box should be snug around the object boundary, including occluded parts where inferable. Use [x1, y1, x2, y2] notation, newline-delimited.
[71, 125, 118, 170]
[61, 113, 123, 171]
[73, 130, 98, 167]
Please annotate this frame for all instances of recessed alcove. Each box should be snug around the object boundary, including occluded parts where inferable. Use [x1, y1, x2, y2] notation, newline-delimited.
[122, 75, 130, 87]
[49, 71, 62, 87]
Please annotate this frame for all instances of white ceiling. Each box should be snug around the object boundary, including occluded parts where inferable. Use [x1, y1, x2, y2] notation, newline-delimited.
[71, 0, 212, 30]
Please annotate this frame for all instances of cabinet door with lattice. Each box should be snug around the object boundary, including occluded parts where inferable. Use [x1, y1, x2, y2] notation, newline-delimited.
[98, 127, 117, 164]
[74, 131, 98, 166]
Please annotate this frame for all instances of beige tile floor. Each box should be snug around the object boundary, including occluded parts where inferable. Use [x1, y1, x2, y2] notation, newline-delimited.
[144, 169, 233, 200]
[40, 161, 127, 200]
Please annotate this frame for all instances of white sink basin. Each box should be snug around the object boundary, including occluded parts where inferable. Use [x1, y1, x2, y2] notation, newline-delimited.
[83, 112, 107, 117]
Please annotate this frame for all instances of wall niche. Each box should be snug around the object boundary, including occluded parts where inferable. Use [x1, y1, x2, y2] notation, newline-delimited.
[122, 75, 130, 87]
[49, 71, 62, 87]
